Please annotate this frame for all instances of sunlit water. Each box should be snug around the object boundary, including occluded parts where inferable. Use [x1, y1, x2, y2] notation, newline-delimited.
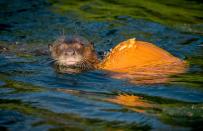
[0, 0, 203, 130]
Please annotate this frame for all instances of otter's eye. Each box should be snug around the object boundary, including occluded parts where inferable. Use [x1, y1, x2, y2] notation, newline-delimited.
[59, 44, 68, 50]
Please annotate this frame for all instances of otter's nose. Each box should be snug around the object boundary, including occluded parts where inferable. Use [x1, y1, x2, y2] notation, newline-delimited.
[65, 49, 75, 56]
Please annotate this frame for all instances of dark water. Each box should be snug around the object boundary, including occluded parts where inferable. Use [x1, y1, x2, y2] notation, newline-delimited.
[0, 0, 203, 130]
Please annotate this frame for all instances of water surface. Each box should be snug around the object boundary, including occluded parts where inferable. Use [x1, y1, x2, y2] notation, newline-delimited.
[0, 0, 203, 130]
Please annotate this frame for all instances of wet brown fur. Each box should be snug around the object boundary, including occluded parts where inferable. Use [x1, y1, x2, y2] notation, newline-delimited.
[49, 36, 99, 72]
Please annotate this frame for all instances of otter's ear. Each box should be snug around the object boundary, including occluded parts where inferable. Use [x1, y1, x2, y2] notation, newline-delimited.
[48, 44, 53, 51]
[88, 42, 94, 49]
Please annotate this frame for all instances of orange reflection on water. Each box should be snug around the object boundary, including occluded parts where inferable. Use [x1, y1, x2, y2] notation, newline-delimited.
[57, 89, 155, 113]
[106, 94, 154, 113]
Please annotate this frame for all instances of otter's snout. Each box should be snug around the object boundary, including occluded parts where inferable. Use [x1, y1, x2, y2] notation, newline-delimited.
[64, 48, 75, 56]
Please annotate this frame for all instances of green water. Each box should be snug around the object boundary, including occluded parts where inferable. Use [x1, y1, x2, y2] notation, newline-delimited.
[0, 0, 203, 130]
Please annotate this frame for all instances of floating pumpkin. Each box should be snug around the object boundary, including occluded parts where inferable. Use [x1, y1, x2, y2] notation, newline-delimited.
[98, 38, 187, 75]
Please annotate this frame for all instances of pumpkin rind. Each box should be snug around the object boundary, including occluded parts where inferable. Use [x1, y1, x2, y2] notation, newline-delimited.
[98, 38, 187, 74]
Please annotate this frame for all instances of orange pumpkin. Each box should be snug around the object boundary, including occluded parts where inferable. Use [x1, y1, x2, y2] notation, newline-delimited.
[98, 38, 187, 76]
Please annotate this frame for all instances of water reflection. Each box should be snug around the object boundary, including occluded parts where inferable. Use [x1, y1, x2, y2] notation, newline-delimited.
[106, 94, 154, 113]
[0, 0, 203, 130]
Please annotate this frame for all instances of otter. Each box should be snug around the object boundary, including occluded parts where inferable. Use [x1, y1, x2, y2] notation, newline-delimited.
[49, 36, 99, 73]
[49, 36, 187, 83]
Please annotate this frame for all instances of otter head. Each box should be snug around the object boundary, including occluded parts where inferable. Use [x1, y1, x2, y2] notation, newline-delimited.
[49, 36, 99, 73]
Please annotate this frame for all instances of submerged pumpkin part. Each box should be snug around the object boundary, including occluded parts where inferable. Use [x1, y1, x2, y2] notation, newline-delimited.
[98, 38, 188, 75]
